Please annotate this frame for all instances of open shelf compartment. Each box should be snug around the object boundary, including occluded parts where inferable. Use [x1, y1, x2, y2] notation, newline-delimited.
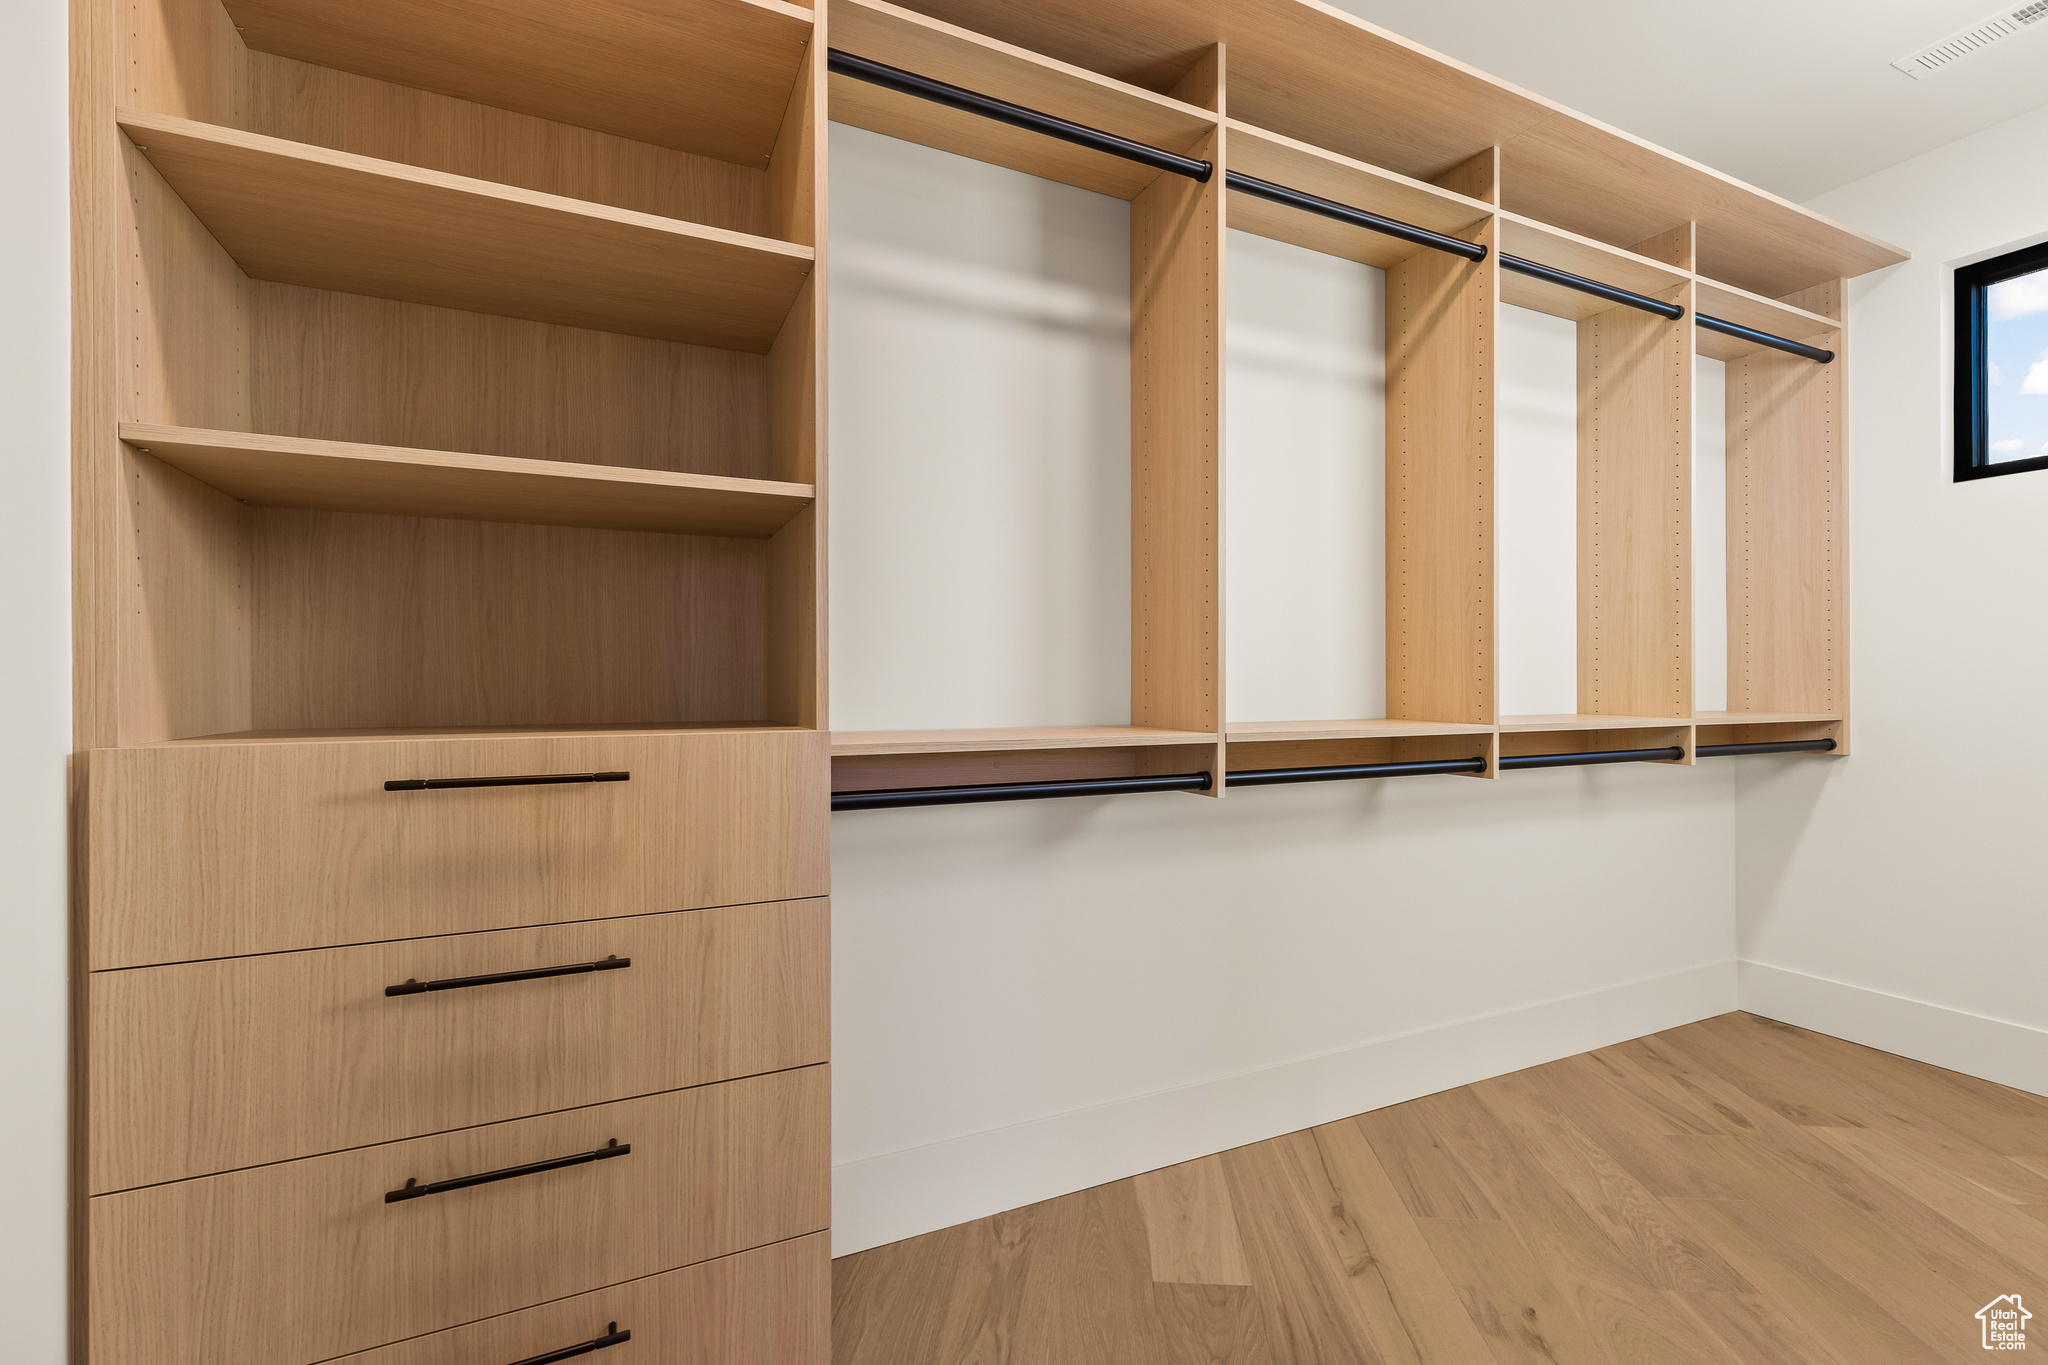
[1224, 120, 1492, 269]
[1497, 213, 1691, 321]
[219, 0, 815, 168]
[829, 0, 1216, 198]
[121, 426, 815, 539]
[1694, 277, 1841, 361]
[120, 111, 814, 352]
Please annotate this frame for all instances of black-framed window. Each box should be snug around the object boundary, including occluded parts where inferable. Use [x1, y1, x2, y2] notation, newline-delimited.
[1956, 238, 2048, 481]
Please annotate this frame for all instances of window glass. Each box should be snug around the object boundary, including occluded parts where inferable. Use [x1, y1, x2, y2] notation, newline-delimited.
[1987, 265, 2048, 464]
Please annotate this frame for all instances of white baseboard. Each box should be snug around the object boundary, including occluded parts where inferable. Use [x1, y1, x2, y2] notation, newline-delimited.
[833, 960, 1737, 1256]
[1738, 960, 2048, 1099]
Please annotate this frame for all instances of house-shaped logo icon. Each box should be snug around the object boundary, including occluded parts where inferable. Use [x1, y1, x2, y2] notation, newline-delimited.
[1979, 1294, 2030, 1350]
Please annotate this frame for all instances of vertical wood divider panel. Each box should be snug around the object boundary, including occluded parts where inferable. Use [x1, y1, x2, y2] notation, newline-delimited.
[1727, 278, 1849, 751]
[1131, 46, 1224, 792]
[1577, 279, 1694, 731]
[1386, 214, 1497, 728]
[75, 0, 125, 755]
[770, 32, 829, 728]
[1629, 221, 1696, 271]
[1432, 145, 1498, 205]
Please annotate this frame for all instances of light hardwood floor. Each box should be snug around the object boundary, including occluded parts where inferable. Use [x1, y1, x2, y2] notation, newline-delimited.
[832, 1012, 2048, 1364]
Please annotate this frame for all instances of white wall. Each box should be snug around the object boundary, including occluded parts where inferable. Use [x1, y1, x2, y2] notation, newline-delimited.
[1223, 232, 1384, 720]
[1497, 307, 1580, 715]
[1694, 358, 1728, 714]
[828, 125, 1131, 730]
[828, 124, 1738, 1254]
[1, 0, 72, 1356]
[1735, 102, 2048, 1094]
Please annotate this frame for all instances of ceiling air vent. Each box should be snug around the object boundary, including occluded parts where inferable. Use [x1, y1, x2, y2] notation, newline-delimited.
[1892, 0, 2048, 77]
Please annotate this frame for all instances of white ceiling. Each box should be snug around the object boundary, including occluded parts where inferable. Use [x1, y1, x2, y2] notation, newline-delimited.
[1326, 0, 2048, 202]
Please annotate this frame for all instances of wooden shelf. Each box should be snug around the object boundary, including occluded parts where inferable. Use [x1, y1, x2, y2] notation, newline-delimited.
[122, 425, 815, 539]
[828, 0, 1215, 199]
[1498, 715, 1691, 733]
[1693, 711, 1842, 725]
[221, 0, 814, 167]
[830, 726, 1214, 757]
[119, 110, 815, 352]
[1694, 278, 1841, 361]
[1498, 214, 1690, 321]
[151, 723, 806, 747]
[1226, 719, 1494, 743]
[1225, 120, 1490, 269]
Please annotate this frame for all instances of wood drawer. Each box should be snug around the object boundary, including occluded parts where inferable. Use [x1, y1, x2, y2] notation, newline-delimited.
[328, 1234, 827, 1365]
[89, 1066, 828, 1365]
[90, 898, 828, 1193]
[85, 728, 827, 968]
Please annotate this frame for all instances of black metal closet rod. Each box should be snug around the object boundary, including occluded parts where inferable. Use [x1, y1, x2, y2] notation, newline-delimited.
[1227, 757, 1486, 786]
[832, 49, 1839, 368]
[832, 771, 1213, 811]
[1222, 172, 1487, 262]
[1498, 254, 1683, 319]
[831, 739, 1851, 809]
[1697, 738, 1837, 757]
[1500, 745, 1683, 770]
[827, 48, 1491, 265]
[827, 50, 1215, 183]
[1694, 313, 1835, 364]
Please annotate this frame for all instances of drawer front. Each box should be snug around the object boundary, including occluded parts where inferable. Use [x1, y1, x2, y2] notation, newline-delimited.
[90, 1066, 828, 1365]
[91, 899, 828, 1192]
[328, 1234, 827, 1365]
[86, 729, 827, 968]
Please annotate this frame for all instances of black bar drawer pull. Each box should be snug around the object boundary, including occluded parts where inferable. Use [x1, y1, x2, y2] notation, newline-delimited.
[387, 955, 630, 997]
[507, 1322, 631, 1365]
[386, 1138, 628, 1203]
[384, 771, 630, 792]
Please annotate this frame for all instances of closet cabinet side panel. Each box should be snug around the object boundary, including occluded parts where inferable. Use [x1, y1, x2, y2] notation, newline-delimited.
[1130, 128, 1223, 740]
[1386, 218, 1496, 724]
[121, 0, 247, 125]
[1727, 280, 1847, 739]
[1578, 283, 1693, 720]
[767, 30, 827, 727]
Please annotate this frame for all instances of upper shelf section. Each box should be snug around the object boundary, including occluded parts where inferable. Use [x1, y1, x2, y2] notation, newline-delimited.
[887, 0, 1909, 297]
[827, 0, 1216, 198]
[219, 0, 814, 167]
[1694, 278, 1841, 361]
[1225, 121, 1489, 270]
[120, 110, 814, 352]
[1497, 214, 1690, 321]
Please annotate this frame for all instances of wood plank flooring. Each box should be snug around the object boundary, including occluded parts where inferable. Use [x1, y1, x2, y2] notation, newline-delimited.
[832, 1012, 2048, 1364]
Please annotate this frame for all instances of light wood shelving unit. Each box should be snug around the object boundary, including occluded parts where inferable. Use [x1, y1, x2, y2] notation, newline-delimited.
[71, 0, 1899, 1356]
[824, 0, 1899, 799]
[73, 0, 829, 1359]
